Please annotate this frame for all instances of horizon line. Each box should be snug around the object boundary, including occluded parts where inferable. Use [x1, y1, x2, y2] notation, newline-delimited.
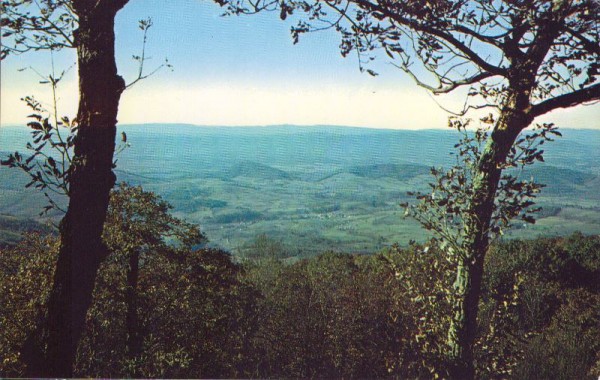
[2, 122, 599, 132]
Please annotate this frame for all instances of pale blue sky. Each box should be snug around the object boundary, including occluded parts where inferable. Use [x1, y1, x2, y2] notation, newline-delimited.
[1, 0, 598, 129]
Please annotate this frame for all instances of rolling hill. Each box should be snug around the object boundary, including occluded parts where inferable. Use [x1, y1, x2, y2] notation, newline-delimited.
[1, 124, 599, 253]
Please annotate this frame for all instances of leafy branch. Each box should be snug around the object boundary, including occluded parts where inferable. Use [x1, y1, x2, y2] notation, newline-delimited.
[401, 119, 561, 258]
[1, 15, 170, 216]
[125, 18, 173, 90]
[1, 94, 129, 217]
[1, 95, 75, 215]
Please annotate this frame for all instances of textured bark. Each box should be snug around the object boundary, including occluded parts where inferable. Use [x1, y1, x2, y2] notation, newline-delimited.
[22, 2, 127, 376]
[446, 90, 533, 379]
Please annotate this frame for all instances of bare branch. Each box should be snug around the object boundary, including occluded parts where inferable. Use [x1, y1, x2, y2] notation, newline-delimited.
[392, 60, 497, 95]
[531, 83, 600, 118]
[452, 24, 506, 49]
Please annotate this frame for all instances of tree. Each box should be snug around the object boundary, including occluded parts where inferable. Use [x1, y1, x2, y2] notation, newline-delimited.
[2, 0, 140, 375]
[400, 118, 560, 375]
[0, 233, 60, 375]
[218, 0, 599, 377]
[0, 185, 257, 377]
[243, 233, 290, 261]
[101, 183, 204, 372]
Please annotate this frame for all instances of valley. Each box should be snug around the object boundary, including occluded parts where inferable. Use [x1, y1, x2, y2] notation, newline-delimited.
[2, 124, 599, 255]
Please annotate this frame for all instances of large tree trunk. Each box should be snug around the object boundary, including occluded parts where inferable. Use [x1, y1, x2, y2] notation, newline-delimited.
[22, 3, 126, 377]
[446, 92, 533, 379]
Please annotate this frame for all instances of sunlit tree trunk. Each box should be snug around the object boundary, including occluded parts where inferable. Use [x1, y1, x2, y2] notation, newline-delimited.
[446, 90, 533, 379]
[22, 1, 127, 376]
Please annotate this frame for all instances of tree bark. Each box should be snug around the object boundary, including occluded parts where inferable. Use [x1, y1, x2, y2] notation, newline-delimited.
[22, 2, 126, 376]
[446, 92, 533, 379]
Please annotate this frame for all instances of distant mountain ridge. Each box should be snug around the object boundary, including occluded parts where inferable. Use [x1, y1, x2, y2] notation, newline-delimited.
[220, 161, 295, 181]
[1, 124, 599, 251]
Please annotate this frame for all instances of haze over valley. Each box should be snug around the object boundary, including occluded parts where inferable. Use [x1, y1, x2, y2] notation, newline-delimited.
[2, 124, 599, 255]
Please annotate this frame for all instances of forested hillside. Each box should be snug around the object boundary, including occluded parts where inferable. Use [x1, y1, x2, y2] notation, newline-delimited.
[2, 224, 599, 377]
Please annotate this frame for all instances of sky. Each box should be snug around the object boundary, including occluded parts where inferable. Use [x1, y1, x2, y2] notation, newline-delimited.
[1, 0, 599, 130]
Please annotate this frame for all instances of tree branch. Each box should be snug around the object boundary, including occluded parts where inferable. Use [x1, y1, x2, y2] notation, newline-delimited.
[565, 27, 600, 56]
[392, 60, 497, 95]
[531, 83, 600, 118]
[452, 24, 505, 49]
[353, 0, 508, 77]
[32, 0, 75, 47]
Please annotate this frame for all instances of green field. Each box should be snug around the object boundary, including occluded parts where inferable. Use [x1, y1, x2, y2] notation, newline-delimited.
[1, 124, 599, 255]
